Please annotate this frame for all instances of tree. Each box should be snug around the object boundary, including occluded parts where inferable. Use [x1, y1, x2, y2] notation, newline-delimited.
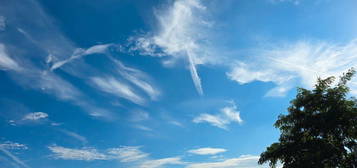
[258, 69, 357, 168]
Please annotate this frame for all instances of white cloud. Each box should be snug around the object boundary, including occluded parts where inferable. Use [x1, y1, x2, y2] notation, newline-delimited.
[269, 0, 302, 5]
[58, 129, 88, 144]
[193, 114, 227, 129]
[22, 112, 48, 121]
[0, 141, 28, 150]
[0, 148, 31, 168]
[227, 40, 357, 96]
[48, 145, 149, 162]
[130, 0, 215, 95]
[133, 125, 153, 132]
[48, 146, 107, 161]
[0, 0, 114, 118]
[188, 147, 227, 155]
[168, 120, 184, 127]
[139, 157, 184, 168]
[0, 44, 21, 71]
[107, 146, 149, 162]
[47, 145, 182, 168]
[50, 44, 112, 71]
[47, 145, 268, 168]
[186, 155, 264, 168]
[193, 101, 243, 130]
[91, 76, 145, 105]
[15, 71, 112, 118]
[112, 58, 160, 100]
[130, 110, 150, 122]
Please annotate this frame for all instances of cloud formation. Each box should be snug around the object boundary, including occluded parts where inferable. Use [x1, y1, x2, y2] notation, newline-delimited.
[0, 44, 21, 71]
[227, 40, 357, 96]
[0, 148, 31, 168]
[0, 141, 30, 168]
[50, 44, 112, 71]
[0, 0, 160, 120]
[48, 146, 107, 161]
[188, 147, 227, 155]
[0, 0, 115, 118]
[269, 0, 302, 5]
[48, 145, 183, 168]
[139, 157, 184, 168]
[91, 76, 145, 105]
[58, 129, 88, 144]
[107, 146, 149, 162]
[130, 0, 215, 95]
[0, 141, 28, 150]
[112, 58, 160, 100]
[22, 112, 48, 121]
[193, 101, 243, 130]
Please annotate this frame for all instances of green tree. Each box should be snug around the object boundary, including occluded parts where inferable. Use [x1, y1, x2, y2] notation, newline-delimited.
[258, 69, 357, 168]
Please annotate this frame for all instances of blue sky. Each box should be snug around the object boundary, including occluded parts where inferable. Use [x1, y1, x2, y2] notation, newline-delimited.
[1, 0, 357, 167]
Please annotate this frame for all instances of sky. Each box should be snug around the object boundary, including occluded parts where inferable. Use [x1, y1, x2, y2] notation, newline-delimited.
[0, 0, 357, 167]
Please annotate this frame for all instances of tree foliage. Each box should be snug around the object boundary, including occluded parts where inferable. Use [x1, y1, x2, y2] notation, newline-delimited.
[259, 69, 357, 168]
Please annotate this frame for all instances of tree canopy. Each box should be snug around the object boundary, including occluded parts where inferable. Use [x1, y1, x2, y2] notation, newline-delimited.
[259, 69, 357, 168]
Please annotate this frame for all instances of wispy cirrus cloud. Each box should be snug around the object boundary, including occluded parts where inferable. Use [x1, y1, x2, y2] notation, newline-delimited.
[57, 129, 88, 144]
[107, 146, 149, 162]
[0, 141, 28, 150]
[188, 147, 227, 155]
[0, 0, 161, 120]
[0, 148, 30, 168]
[130, 0, 215, 95]
[49, 44, 112, 71]
[193, 101, 243, 130]
[139, 157, 184, 168]
[130, 110, 150, 122]
[48, 145, 183, 168]
[48, 146, 107, 161]
[0, 0, 115, 118]
[91, 76, 145, 105]
[227, 40, 357, 97]
[0, 44, 21, 71]
[269, 0, 302, 5]
[112, 58, 160, 100]
[48, 146, 150, 162]
[0, 141, 30, 168]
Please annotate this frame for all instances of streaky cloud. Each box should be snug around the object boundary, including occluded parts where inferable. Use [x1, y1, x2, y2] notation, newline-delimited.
[0, 141, 28, 150]
[48, 146, 107, 161]
[0, 148, 30, 168]
[50, 44, 112, 71]
[112, 58, 160, 100]
[188, 147, 227, 155]
[0, 44, 21, 71]
[193, 101, 243, 130]
[47, 145, 182, 168]
[188, 53, 203, 95]
[129, 0, 213, 95]
[227, 40, 357, 97]
[139, 157, 184, 168]
[107, 146, 149, 162]
[58, 129, 88, 144]
[0, 0, 113, 118]
[91, 76, 145, 105]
